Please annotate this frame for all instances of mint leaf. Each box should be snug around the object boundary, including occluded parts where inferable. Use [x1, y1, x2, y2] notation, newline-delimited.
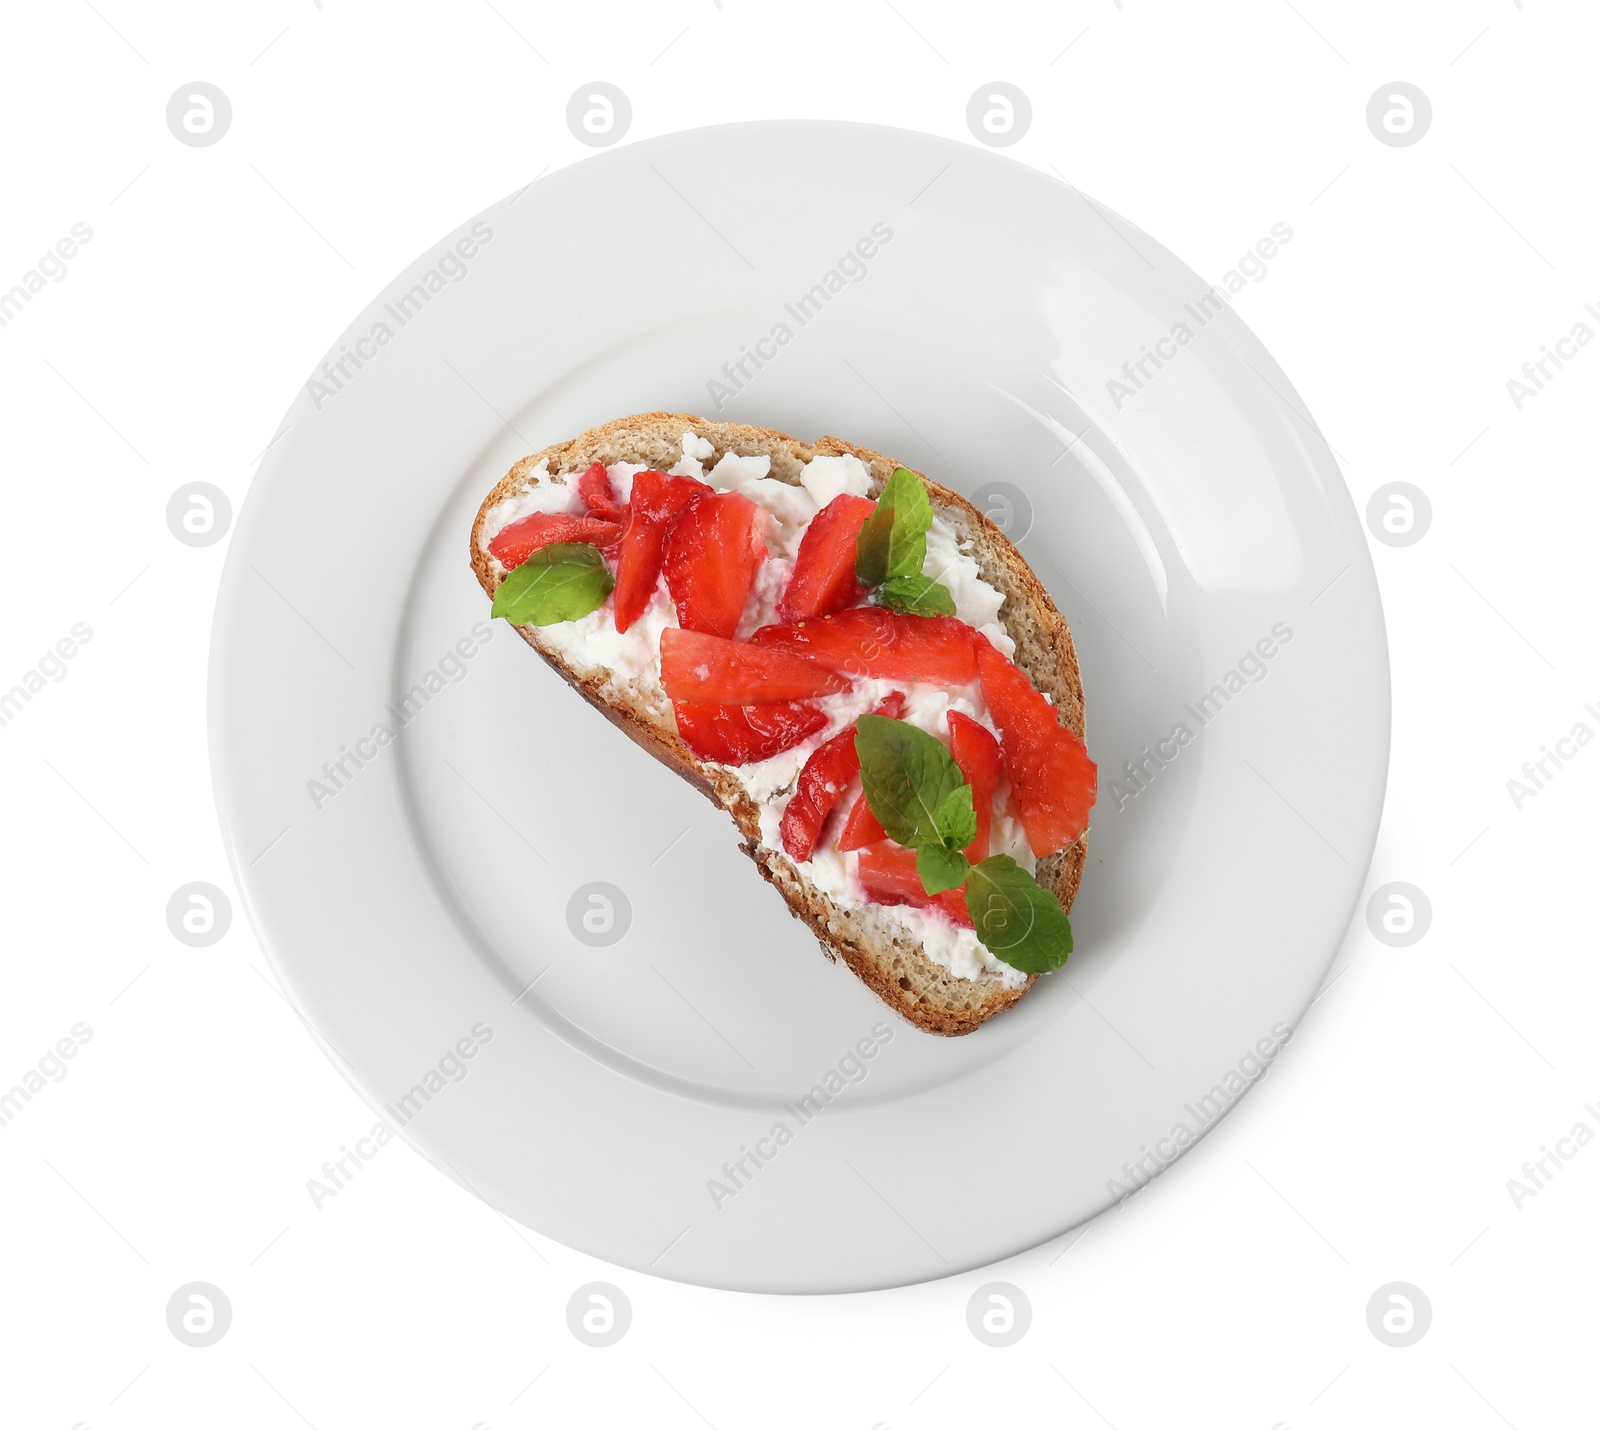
[855, 714, 969, 850]
[934, 784, 976, 851]
[917, 844, 970, 896]
[881, 468, 932, 579]
[491, 543, 614, 625]
[873, 575, 957, 617]
[964, 855, 1073, 972]
[854, 504, 896, 588]
[855, 467, 933, 587]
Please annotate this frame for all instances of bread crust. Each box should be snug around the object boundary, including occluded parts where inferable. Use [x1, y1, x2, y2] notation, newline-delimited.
[470, 413, 1088, 1035]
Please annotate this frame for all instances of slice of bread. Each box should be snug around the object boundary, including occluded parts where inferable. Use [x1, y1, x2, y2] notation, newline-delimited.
[469, 413, 1088, 1035]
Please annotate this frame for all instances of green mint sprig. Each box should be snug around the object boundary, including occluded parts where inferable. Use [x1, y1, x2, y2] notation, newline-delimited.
[856, 467, 934, 587]
[491, 542, 614, 625]
[853, 714, 1072, 971]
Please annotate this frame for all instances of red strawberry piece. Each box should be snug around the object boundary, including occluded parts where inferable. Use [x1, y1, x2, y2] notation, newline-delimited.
[672, 700, 828, 765]
[662, 490, 768, 638]
[781, 727, 860, 862]
[612, 470, 710, 633]
[947, 710, 1004, 864]
[836, 791, 886, 852]
[488, 511, 623, 570]
[660, 628, 849, 704]
[576, 461, 624, 522]
[751, 608, 979, 686]
[973, 637, 1096, 856]
[780, 690, 910, 862]
[854, 842, 974, 928]
[778, 493, 877, 621]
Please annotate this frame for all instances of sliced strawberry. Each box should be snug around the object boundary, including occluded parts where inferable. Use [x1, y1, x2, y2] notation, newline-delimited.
[780, 727, 860, 862]
[947, 710, 1004, 864]
[751, 609, 979, 686]
[974, 638, 1096, 856]
[778, 692, 907, 863]
[612, 470, 710, 633]
[837, 791, 886, 852]
[576, 461, 624, 522]
[663, 490, 768, 638]
[489, 511, 623, 569]
[778, 493, 877, 621]
[873, 691, 908, 721]
[672, 700, 827, 765]
[660, 628, 849, 704]
[855, 843, 974, 928]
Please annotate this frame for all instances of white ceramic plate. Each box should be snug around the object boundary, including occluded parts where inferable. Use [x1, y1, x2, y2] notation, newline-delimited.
[210, 121, 1388, 1293]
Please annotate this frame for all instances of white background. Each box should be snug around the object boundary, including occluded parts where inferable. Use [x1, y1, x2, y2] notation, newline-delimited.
[2, 0, 1596, 1426]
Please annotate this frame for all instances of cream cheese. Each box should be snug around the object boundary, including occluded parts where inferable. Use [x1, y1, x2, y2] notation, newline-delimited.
[479, 430, 1030, 985]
